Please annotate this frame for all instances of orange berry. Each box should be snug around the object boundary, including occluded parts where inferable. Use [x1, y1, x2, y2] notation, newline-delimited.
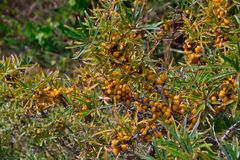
[118, 56, 125, 63]
[173, 95, 180, 100]
[107, 89, 112, 95]
[212, 0, 220, 3]
[218, 10, 224, 17]
[143, 97, 148, 103]
[147, 74, 155, 81]
[113, 148, 119, 156]
[219, 90, 226, 97]
[222, 96, 228, 102]
[133, 92, 139, 99]
[215, 36, 221, 44]
[180, 108, 185, 114]
[116, 90, 121, 95]
[111, 139, 119, 148]
[165, 119, 171, 125]
[138, 106, 143, 112]
[152, 113, 157, 120]
[101, 42, 107, 47]
[174, 99, 181, 105]
[173, 105, 178, 111]
[116, 95, 121, 100]
[150, 106, 157, 113]
[118, 133, 123, 138]
[82, 105, 88, 111]
[194, 46, 202, 53]
[142, 128, 148, 136]
[135, 101, 141, 106]
[43, 86, 51, 92]
[211, 96, 217, 101]
[161, 106, 167, 112]
[121, 144, 128, 152]
[192, 117, 197, 124]
[154, 131, 162, 138]
[149, 101, 154, 106]
[153, 102, 158, 107]
[122, 135, 131, 141]
[142, 105, 148, 110]
[223, 19, 230, 25]
[157, 104, 163, 109]
[191, 108, 197, 115]
[113, 51, 120, 58]
[164, 111, 171, 118]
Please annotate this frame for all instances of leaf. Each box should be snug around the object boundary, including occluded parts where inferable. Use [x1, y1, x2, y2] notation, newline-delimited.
[207, 71, 236, 82]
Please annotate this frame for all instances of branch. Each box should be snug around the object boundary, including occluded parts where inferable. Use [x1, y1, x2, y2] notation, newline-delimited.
[221, 120, 240, 141]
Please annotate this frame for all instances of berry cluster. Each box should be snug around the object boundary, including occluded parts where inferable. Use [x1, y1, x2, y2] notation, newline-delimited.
[28, 86, 75, 115]
[210, 77, 237, 113]
[102, 78, 132, 105]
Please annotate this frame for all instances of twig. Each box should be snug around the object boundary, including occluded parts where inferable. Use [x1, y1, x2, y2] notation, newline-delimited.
[221, 120, 240, 141]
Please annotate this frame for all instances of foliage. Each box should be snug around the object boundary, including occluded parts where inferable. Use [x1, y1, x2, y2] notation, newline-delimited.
[0, 0, 91, 72]
[0, 0, 240, 159]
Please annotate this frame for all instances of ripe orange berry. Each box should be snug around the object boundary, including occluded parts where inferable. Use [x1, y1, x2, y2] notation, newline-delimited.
[174, 99, 181, 105]
[113, 51, 120, 58]
[213, 105, 220, 113]
[180, 108, 185, 114]
[101, 42, 107, 47]
[133, 92, 139, 99]
[135, 101, 141, 106]
[212, 0, 220, 3]
[143, 97, 148, 103]
[138, 106, 143, 112]
[219, 90, 226, 97]
[122, 135, 131, 141]
[126, 100, 131, 105]
[116, 95, 121, 100]
[185, 10, 190, 14]
[113, 148, 119, 156]
[173, 105, 178, 111]
[152, 113, 157, 120]
[121, 144, 128, 152]
[165, 119, 171, 125]
[173, 95, 180, 100]
[223, 19, 230, 25]
[157, 104, 163, 109]
[43, 86, 51, 92]
[112, 72, 121, 77]
[164, 111, 171, 117]
[211, 96, 217, 101]
[118, 56, 125, 63]
[191, 108, 197, 115]
[118, 132, 123, 138]
[153, 102, 158, 107]
[222, 96, 228, 102]
[150, 106, 157, 113]
[161, 106, 167, 112]
[154, 131, 162, 138]
[194, 45, 202, 53]
[116, 90, 121, 95]
[192, 117, 197, 124]
[142, 105, 148, 110]
[215, 36, 221, 44]
[107, 89, 112, 94]
[159, 74, 167, 84]
[82, 105, 88, 111]
[111, 139, 119, 148]
[149, 101, 154, 106]
[147, 74, 155, 81]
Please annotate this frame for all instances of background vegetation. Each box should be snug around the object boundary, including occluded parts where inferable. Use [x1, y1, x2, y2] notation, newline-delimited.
[0, 0, 239, 159]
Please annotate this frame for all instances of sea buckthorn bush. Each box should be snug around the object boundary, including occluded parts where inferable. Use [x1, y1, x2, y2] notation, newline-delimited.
[0, 0, 240, 159]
